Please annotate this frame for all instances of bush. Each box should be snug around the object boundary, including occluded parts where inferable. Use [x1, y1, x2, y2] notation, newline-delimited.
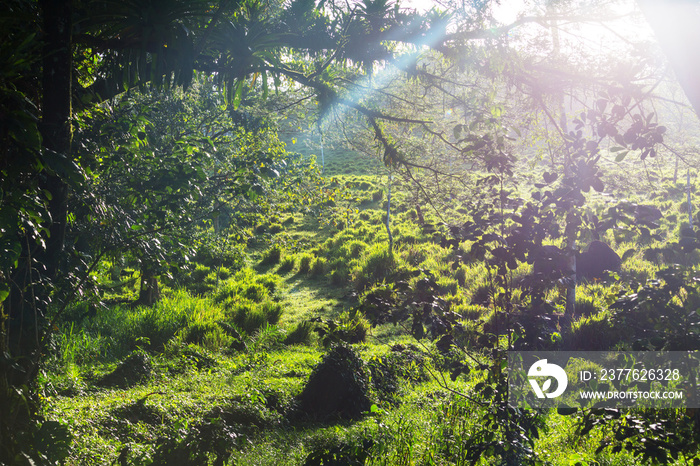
[575, 296, 598, 316]
[260, 245, 282, 266]
[366, 346, 429, 402]
[315, 311, 370, 347]
[183, 321, 237, 351]
[310, 257, 327, 276]
[277, 255, 295, 273]
[227, 300, 283, 335]
[213, 269, 280, 304]
[351, 245, 398, 291]
[182, 264, 215, 295]
[339, 240, 368, 259]
[298, 253, 314, 274]
[209, 269, 284, 335]
[268, 223, 283, 234]
[455, 266, 467, 287]
[330, 267, 350, 286]
[283, 320, 316, 345]
[217, 266, 232, 280]
[563, 311, 621, 351]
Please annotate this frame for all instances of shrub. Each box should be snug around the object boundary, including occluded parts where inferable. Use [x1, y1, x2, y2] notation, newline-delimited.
[315, 311, 370, 347]
[452, 303, 487, 320]
[268, 223, 283, 234]
[277, 255, 295, 273]
[282, 216, 295, 225]
[283, 320, 316, 345]
[330, 267, 350, 286]
[351, 245, 399, 291]
[260, 245, 282, 266]
[256, 272, 280, 294]
[183, 264, 215, 295]
[455, 266, 467, 287]
[184, 321, 235, 351]
[339, 240, 368, 259]
[575, 296, 598, 316]
[310, 257, 327, 276]
[298, 253, 314, 274]
[438, 276, 458, 296]
[217, 266, 232, 280]
[563, 311, 621, 351]
[227, 299, 283, 335]
[190, 264, 211, 283]
[213, 268, 280, 304]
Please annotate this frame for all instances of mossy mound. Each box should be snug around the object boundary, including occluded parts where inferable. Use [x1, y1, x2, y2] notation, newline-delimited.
[297, 345, 371, 421]
[97, 350, 153, 388]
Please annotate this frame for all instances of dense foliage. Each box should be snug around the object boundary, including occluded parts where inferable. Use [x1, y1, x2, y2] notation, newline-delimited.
[5, 0, 700, 464]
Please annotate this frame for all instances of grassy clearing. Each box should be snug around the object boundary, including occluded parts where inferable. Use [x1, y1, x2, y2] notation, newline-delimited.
[41, 142, 700, 465]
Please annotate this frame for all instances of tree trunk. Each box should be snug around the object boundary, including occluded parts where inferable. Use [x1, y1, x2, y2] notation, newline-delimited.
[565, 248, 576, 315]
[1, 1, 72, 459]
[137, 266, 161, 307]
[37, 0, 73, 281]
[5, 0, 73, 361]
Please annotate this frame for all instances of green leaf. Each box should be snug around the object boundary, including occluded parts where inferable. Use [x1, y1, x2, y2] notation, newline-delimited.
[0, 284, 9, 302]
[232, 80, 245, 110]
[615, 151, 629, 162]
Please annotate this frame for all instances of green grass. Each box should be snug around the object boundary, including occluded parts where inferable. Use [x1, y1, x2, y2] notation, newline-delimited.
[41, 146, 700, 465]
